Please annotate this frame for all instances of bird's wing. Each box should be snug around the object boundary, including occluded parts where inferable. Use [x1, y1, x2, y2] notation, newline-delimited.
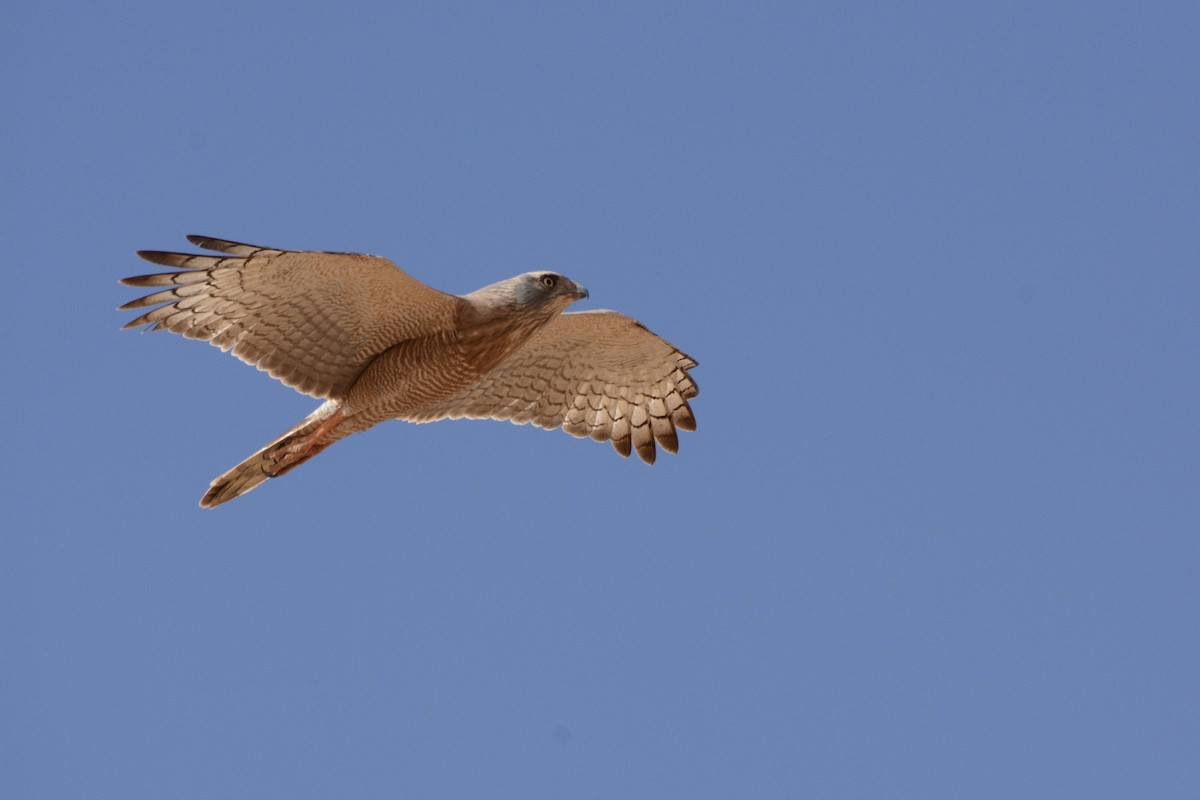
[414, 310, 698, 463]
[120, 235, 465, 398]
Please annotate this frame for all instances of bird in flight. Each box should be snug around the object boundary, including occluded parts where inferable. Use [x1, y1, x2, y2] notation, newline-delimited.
[120, 236, 699, 507]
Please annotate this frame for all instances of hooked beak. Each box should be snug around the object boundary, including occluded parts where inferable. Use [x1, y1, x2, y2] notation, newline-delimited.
[573, 285, 589, 300]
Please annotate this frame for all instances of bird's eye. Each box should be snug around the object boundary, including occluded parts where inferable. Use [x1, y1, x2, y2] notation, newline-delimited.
[541, 275, 557, 288]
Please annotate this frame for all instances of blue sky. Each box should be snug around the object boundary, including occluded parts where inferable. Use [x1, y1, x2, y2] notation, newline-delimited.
[2, 1, 1197, 797]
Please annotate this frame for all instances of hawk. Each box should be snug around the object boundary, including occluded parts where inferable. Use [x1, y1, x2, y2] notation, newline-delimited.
[120, 236, 699, 507]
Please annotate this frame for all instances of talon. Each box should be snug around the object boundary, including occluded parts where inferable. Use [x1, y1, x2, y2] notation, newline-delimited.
[266, 408, 347, 478]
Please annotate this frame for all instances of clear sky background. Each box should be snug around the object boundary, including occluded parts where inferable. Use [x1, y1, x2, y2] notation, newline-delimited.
[2, 1, 1197, 797]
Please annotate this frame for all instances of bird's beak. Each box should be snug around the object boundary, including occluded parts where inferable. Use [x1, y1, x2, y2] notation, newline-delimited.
[574, 285, 589, 300]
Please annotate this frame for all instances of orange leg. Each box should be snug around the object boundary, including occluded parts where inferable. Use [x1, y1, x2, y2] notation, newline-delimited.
[268, 407, 347, 477]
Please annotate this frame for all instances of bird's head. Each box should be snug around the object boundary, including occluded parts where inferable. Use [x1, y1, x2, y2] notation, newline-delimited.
[516, 271, 589, 308]
[463, 270, 589, 320]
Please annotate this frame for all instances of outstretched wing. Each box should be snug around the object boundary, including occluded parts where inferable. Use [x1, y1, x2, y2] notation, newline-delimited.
[414, 310, 698, 463]
[120, 235, 465, 398]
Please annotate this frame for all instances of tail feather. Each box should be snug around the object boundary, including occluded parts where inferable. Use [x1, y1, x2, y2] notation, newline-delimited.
[200, 404, 342, 508]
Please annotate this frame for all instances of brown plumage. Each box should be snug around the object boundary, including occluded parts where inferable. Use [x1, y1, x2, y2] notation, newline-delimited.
[120, 235, 698, 507]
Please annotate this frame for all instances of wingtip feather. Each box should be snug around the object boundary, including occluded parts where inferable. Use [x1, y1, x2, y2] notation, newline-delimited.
[186, 235, 273, 256]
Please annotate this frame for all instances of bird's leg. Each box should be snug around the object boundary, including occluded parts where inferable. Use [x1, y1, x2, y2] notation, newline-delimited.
[267, 407, 347, 477]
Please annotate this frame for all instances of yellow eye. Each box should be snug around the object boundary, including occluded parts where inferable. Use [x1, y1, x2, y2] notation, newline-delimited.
[541, 275, 557, 288]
